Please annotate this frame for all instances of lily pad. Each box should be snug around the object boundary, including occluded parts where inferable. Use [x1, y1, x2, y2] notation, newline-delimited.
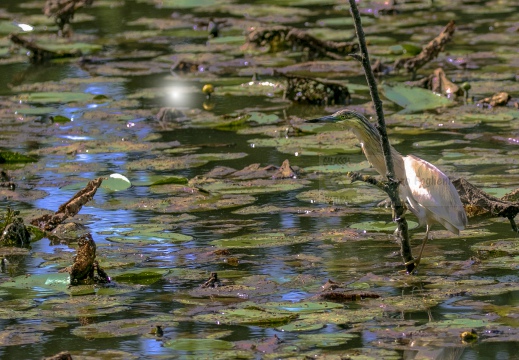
[15, 92, 97, 104]
[193, 308, 298, 325]
[72, 315, 177, 339]
[125, 152, 248, 171]
[210, 232, 312, 248]
[102, 173, 132, 191]
[106, 224, 193, 245]
[304, 161, 371, 173]
[382, 84, 454, 113]
[111, 268, 170, 285]
[259, 301, 344, 314]
[164, 338, 234, 351]
[0, 151, 36, 164]
[13, 107, 55, 115]
[349, 220, 419, 232]
[277, 322, 325, 332]
[188, 178, 307, 195]
[296, 332, 357, 348]
[297, 186, 386, 205]
[248, 132, 361, 156]
[0, 273, 70, 294]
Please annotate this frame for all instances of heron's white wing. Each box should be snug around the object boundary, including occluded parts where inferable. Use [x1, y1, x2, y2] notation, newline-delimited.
[403, 155, 467, 232]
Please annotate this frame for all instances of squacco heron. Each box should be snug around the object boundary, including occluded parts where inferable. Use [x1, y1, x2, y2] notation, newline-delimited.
[308, 109, 468, 268]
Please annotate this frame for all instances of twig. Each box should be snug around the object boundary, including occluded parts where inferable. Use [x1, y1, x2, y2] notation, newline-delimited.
[348, 0, 414, 271]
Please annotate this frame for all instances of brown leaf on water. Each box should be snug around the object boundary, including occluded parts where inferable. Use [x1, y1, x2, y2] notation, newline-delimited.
[272, 159, 297, 179]
[321, 279, 341, 291]
[31, 178, 103, 231]
[477, 92, 511, 107]
[407, 68, 462, 98]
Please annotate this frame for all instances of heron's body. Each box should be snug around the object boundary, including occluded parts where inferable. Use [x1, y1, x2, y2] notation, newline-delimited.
[308, 109, 468, 267]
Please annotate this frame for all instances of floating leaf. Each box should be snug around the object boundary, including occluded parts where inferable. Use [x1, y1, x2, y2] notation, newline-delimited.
[211, 232, 312, 248]
[111, 268, 170, 285]
[16, 92, 96, 104]
[382, 84, 454, 113]
[0, 273, 70, 294]
[296, 332, 357, 348]
[190, 178, 306, 195]
[14, 107, 55, 115]
[164, 338, 234, 351]
[349, 220, 419, 232]
[259, 301, 344, 314]
[246, 112, 281, 125]
[193, 308, 298, 325]
[0, 151, 36, 164]
[149, 176, 188, 186]
[304, 161, 371, 173]
[50, 115, 71, 123]
[102, 173, 132, 191]
[277, 322, 325, 332]
[73, 315, 177, 339]
[106, 224, 193, 244]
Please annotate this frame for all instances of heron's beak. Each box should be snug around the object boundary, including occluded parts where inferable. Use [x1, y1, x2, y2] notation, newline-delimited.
[306, 115, 338, 123]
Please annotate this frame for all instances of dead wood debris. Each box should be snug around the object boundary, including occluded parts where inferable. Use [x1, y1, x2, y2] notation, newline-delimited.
[406, 68, 463, 98]
[0, 170, 15, 190]
[60, 233, 110, 285]
[44, 0, 94, 36]
[44, 351, 73, 360]
[245, 26, 358, 60]
[0, 207, 31, 247]
[9, 33, 82, 64]
[394, 20, 456, 76]
[394, 20, 456, 74]
[272, 159, 297, 179]
[31, 177, 103, 231]
[477, 92, 511, 107]
[170, 59, 201, 73]
[321, 279, 341, 291]
[280, 73, 351, 105]
[453, 178, 519, 232]
[201, 272, 222, 288]
[318, 291, 380, 302]
[194, 17, 228, 38]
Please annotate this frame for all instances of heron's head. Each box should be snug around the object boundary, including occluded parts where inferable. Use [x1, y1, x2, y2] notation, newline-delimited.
[306, 109, 377, 137]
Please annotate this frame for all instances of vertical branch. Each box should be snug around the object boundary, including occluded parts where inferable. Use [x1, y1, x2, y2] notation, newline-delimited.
[348, 0, 414, 272]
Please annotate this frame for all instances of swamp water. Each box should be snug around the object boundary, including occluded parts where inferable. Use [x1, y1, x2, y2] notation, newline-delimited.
[0, 0, 519, 359]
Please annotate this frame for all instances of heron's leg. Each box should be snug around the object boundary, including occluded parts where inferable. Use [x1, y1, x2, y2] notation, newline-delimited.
[404, 225, 430, 268]
[414, 225, 430, 266]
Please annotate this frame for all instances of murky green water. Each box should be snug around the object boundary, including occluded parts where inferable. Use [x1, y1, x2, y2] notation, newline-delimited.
[1, 0, 519, 359]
